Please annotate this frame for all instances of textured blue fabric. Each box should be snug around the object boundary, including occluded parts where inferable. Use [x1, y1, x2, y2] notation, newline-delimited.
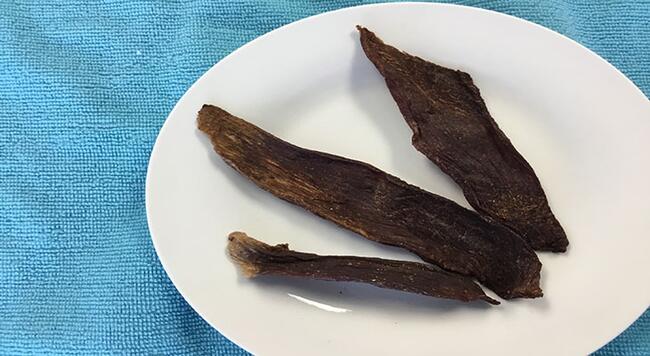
[0, 0, 647, 354]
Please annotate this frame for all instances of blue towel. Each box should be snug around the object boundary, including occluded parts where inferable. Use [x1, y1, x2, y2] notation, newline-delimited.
[0, 1, 647, 354]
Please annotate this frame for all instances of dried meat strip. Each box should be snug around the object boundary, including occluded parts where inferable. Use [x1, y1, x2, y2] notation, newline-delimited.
[357, 26, 568, 252]
[228, 232, 499, 305]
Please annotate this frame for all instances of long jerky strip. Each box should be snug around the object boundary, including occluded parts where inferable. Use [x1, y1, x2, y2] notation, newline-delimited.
[198, 104, 542, 299]
[357, 26, 568, 252]
[228, 232, 499, 305]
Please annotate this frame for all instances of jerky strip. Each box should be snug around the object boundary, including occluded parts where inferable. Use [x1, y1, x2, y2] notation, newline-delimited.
[228, 232, 499, 305]
[198, 104, 542, 299]
[357, 26, 568, 252]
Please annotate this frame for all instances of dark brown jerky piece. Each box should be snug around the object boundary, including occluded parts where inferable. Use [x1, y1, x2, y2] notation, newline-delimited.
[228, 232, 499, 305]
[357, 26, 568, 252]
[198, 104, 542, 299]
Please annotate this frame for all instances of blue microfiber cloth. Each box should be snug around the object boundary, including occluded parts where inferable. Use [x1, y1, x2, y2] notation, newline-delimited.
[0, 1, 647, 354]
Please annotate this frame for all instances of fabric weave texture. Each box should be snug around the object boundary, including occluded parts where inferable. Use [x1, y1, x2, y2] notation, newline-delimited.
[0, 0, 648, 355]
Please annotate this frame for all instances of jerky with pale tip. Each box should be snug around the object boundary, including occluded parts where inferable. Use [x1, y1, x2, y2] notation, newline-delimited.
[228, 232, 499, 305]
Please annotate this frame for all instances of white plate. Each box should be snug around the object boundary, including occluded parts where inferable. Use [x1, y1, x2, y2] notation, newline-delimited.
[146, 3, 650, 355]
